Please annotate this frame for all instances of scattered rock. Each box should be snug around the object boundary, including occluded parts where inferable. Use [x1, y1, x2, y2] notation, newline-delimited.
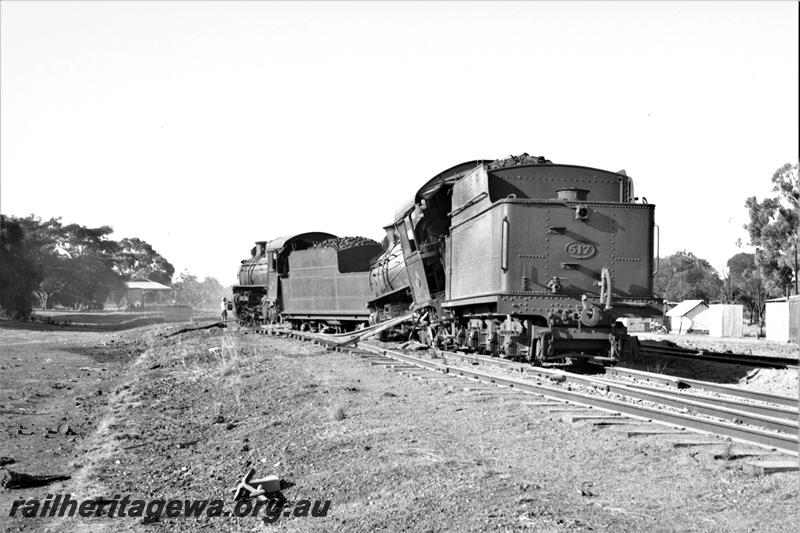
[580, 481, 597, 497]
[331, 406, 346, 421]
[1, 470, 71, 489]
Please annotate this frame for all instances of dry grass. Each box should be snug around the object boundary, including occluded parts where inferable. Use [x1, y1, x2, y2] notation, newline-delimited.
[171, 334, 244, 380]
[718, 442, 735, 461]
[218, 334, 242, 376]
[645, 358, 670, 374]
[136, 332, 252, 413]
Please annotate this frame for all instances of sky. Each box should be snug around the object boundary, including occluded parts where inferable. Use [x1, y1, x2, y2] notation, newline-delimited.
[1, 1, 797, 285]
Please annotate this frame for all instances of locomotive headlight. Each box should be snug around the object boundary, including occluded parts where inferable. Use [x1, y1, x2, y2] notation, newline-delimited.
[574, 206, 590, 221]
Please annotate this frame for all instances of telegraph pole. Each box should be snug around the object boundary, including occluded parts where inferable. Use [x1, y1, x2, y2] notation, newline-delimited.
[795, 232, 798, 296]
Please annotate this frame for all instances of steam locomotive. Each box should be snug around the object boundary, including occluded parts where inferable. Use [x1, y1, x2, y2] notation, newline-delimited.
[233, 153, 661, 364]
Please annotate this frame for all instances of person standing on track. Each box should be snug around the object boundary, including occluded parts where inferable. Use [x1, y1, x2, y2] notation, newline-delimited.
[221, 297, 228, 323]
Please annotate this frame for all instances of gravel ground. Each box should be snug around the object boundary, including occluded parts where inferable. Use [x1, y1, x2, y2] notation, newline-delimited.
[624, 333, 799, 398]
[633, 332, 799, 359]
[1, 324, 798, 532]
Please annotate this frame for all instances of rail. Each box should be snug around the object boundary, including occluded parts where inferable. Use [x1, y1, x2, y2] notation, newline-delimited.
[265, 330, 799, 455]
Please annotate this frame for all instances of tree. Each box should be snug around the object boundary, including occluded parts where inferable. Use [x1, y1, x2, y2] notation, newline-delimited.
[654, 251, 723, 302]
[172, 272, 228, 310]
[0, 216, 43, 319]
[744, 162, 799, 296]
[15, 216, 124, 309]
[113, 237, 175, 285]
[724, 252, 772, 326]
[2, 214, 179, 312]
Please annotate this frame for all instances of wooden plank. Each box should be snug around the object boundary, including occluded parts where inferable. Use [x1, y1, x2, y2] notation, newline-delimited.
[746, 460, 799, 475]
[671, 439, 724, 448]
[592, 420, 636, 427]
[625, 429, 687, 437]
[565, 414, 625, 423]
[711, 448, 771, 460]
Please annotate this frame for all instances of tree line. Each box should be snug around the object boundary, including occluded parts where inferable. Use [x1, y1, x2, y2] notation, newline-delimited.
[656, 251, 771, 325]
[2, 163, 795, 321]
[0, 215, 228, 319]
[655, 162, 798, 325]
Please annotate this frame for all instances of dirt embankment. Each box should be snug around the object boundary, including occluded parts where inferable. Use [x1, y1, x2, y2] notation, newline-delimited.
[1, 326, 798, 532]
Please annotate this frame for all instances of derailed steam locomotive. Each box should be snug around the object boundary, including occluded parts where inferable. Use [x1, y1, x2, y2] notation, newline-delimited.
[233, 153, 661, 365]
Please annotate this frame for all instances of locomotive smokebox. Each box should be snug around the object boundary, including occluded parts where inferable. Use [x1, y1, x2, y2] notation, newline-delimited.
[556, 188, 590, 201]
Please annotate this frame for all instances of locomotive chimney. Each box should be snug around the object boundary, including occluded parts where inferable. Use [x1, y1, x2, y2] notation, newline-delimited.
[556, 188, 589, 201]
[255, 241, 266, 257]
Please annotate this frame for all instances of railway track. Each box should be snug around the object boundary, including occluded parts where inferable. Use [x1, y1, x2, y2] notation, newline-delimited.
[424, 348, 798, 429]
[264, 328, 799, 457]
[639, 341, 799, 370]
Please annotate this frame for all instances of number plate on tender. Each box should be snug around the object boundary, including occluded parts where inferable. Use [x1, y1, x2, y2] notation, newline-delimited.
[565, 241, 597, 259]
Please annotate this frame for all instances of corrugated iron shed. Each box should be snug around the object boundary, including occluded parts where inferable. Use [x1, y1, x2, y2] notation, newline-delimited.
[766, 295, 800, 343]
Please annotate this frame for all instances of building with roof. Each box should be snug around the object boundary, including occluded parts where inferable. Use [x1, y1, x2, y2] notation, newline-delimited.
[703, 304, 744, 338]
[665, 299, 709, 334]
[125, 279, 172, 308]
[766, 295, 800, 343]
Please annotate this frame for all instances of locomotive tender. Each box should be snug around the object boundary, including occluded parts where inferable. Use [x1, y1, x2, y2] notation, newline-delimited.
[234, 234, 383, 330]
[234, 153, 661, 365]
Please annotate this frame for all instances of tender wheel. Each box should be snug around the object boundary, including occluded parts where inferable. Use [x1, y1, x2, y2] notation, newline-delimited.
[533, 332, 554, 366]
[532, 336, 545, 366]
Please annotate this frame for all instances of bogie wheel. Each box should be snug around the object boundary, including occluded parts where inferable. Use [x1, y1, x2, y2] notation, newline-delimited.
[533, 337, 545, 366]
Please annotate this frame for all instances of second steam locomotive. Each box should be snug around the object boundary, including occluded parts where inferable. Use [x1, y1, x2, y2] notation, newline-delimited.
[233, 153, 661, 365]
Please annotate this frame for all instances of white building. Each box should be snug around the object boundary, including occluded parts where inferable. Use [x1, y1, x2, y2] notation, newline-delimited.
[665, 300, 709, 334]
[766, 296, 800, 343]
[702, 304, 744, 338]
